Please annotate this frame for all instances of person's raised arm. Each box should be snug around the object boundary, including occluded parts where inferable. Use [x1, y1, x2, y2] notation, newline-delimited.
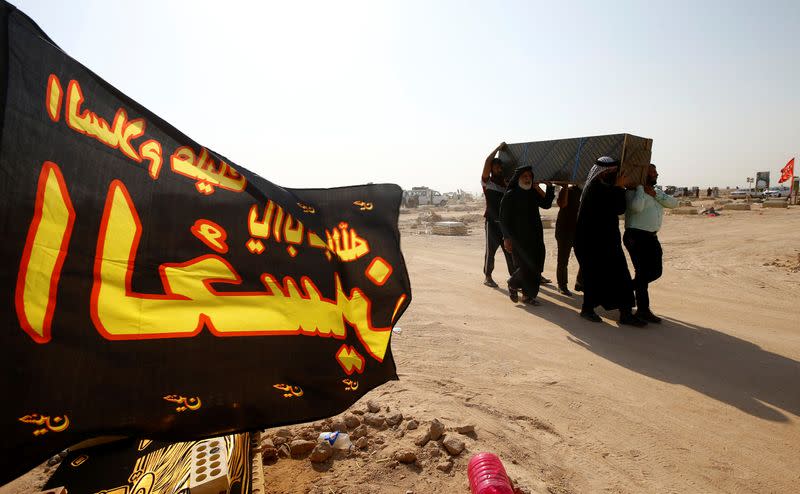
[482, 142, 507, 182]
[655, 188, 679, 208]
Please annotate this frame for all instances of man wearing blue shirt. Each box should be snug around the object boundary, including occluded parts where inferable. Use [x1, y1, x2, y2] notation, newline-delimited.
[623, 164, 677, 323]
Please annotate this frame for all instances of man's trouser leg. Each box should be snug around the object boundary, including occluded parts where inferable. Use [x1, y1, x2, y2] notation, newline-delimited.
[484, 219, 513, 277]
[623, 229, 663, 312]
[556, 235, 573, 289]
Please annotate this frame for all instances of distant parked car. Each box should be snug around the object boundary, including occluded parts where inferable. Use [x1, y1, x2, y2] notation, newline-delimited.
[730, 189, 763, 199]
[764, 188, 790, 198]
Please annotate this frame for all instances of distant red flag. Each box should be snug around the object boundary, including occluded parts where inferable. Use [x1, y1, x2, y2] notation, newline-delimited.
[779, 158, 794, 183]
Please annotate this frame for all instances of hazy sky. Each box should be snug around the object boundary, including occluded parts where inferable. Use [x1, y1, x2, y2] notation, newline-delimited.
[16, 0, 800, 192]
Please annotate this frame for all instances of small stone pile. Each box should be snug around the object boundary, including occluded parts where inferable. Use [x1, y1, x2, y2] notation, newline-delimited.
[763, 252, 800, 273]
[414, 211, 443, 226]
[258, 400, 478, 477]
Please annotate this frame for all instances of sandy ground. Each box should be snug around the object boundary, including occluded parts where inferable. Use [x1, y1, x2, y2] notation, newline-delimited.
[380, 201, 800, 493]
[4, 199, 799, 493]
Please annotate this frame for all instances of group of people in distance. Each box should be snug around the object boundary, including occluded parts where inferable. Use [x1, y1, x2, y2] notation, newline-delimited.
[481, 142, 678, 327]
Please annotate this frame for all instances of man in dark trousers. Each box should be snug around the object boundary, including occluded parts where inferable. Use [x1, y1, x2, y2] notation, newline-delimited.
[481, 142, 514, 287]
[499, 165, 555, 305]
[574, 156, 645, 326]
[624, 164, 677, 322]
[555, 184, 581, 296]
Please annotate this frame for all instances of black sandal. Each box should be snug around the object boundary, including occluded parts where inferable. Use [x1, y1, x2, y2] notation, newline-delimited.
[507, 284, 519, 303]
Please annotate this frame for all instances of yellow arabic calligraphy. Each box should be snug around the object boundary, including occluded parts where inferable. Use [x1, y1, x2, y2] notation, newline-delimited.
[98, 471, 155, 494]
[62, 79, 162, 179]
[18, 413, 70, 436]
[163, 395, 202, 412]
[342, 379, 359, 391]
[353, 201, 373, 211]
[170, 146, 247, 194]
[273, 384, 304, 398]
[326, 222, 370, 262]
[248, 200, 305, 246]
[91, 181, 391, 362]
[297, 202, 316, 214]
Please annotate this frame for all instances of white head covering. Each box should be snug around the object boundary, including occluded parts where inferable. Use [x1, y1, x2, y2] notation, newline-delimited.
[580, 156, 619, 202]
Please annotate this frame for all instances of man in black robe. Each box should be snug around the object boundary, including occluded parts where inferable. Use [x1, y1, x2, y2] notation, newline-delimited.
[481, 142, 514, 287]
[499, 165, 555, 305]
[574, 156, 646, 326]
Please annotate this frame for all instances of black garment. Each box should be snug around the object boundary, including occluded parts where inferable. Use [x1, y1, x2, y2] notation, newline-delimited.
[556, 186, 581, 232]
[500, 168, 555, 299]
[574, 180, 634, 311]
[482, 176, 506, 220]
[555, 186, 581, 289]
[484, 218, 514, 278]
[623, 228, 663, 312]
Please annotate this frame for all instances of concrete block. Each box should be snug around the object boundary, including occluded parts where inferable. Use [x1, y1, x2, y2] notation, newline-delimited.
[190, 437, 230, 494]
[722, 202, 751, 211]
[431, 221, 468, 236]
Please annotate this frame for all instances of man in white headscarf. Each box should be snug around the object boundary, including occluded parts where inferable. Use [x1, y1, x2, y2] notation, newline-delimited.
[574, 157, 645, 326]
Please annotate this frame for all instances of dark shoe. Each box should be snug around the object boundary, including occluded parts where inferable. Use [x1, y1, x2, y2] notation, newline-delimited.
[483, 277, 499, 288]
[521, 296, 540, 306]
[580, 310, 602, 322]
[540, 276, 552, 284]
[507, 284, 519, 303]
[574, 283, 583, 293]
[619, 313, 648, 327]
[636, 310, 662, 324]
[558, 286, 573, 297]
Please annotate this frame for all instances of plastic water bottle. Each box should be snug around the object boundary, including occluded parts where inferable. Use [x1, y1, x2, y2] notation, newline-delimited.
[468, 452, 514, 494]
[317, 431, 352, 451]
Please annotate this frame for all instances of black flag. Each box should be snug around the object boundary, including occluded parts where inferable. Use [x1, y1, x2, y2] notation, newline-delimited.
[0, 1, 410, 483]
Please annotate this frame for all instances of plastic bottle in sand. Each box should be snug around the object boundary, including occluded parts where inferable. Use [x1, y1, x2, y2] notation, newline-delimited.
[317, 431, 352, 451]
[467, 452, 514, 494]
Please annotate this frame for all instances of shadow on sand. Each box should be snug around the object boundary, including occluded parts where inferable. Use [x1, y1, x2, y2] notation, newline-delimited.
[493, 283, 800, 422]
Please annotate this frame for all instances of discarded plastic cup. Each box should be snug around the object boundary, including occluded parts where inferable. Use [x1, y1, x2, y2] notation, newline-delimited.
[467, 452, 514, 494]
[317, 431, 352, 451]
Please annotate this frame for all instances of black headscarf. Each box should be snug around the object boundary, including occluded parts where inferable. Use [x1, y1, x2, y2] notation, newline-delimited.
[507, 165, 534, 191]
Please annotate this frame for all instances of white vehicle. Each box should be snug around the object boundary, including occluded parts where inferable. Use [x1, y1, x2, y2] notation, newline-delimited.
[764, 188, 791, 198]
[402, 187, 447, 207]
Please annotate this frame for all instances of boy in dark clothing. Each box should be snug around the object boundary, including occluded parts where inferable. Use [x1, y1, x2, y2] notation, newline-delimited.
[555, 184, 581, 296]
[481, 142, 514, 287]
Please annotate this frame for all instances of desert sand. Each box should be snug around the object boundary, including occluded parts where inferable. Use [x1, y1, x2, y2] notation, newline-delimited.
[4, 199, 799, 494]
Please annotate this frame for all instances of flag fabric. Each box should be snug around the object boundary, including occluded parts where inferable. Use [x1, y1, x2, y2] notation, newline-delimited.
[45, 434, 253, 494]
[0, 1, 410, 484]
[779, 158, 794, 183]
